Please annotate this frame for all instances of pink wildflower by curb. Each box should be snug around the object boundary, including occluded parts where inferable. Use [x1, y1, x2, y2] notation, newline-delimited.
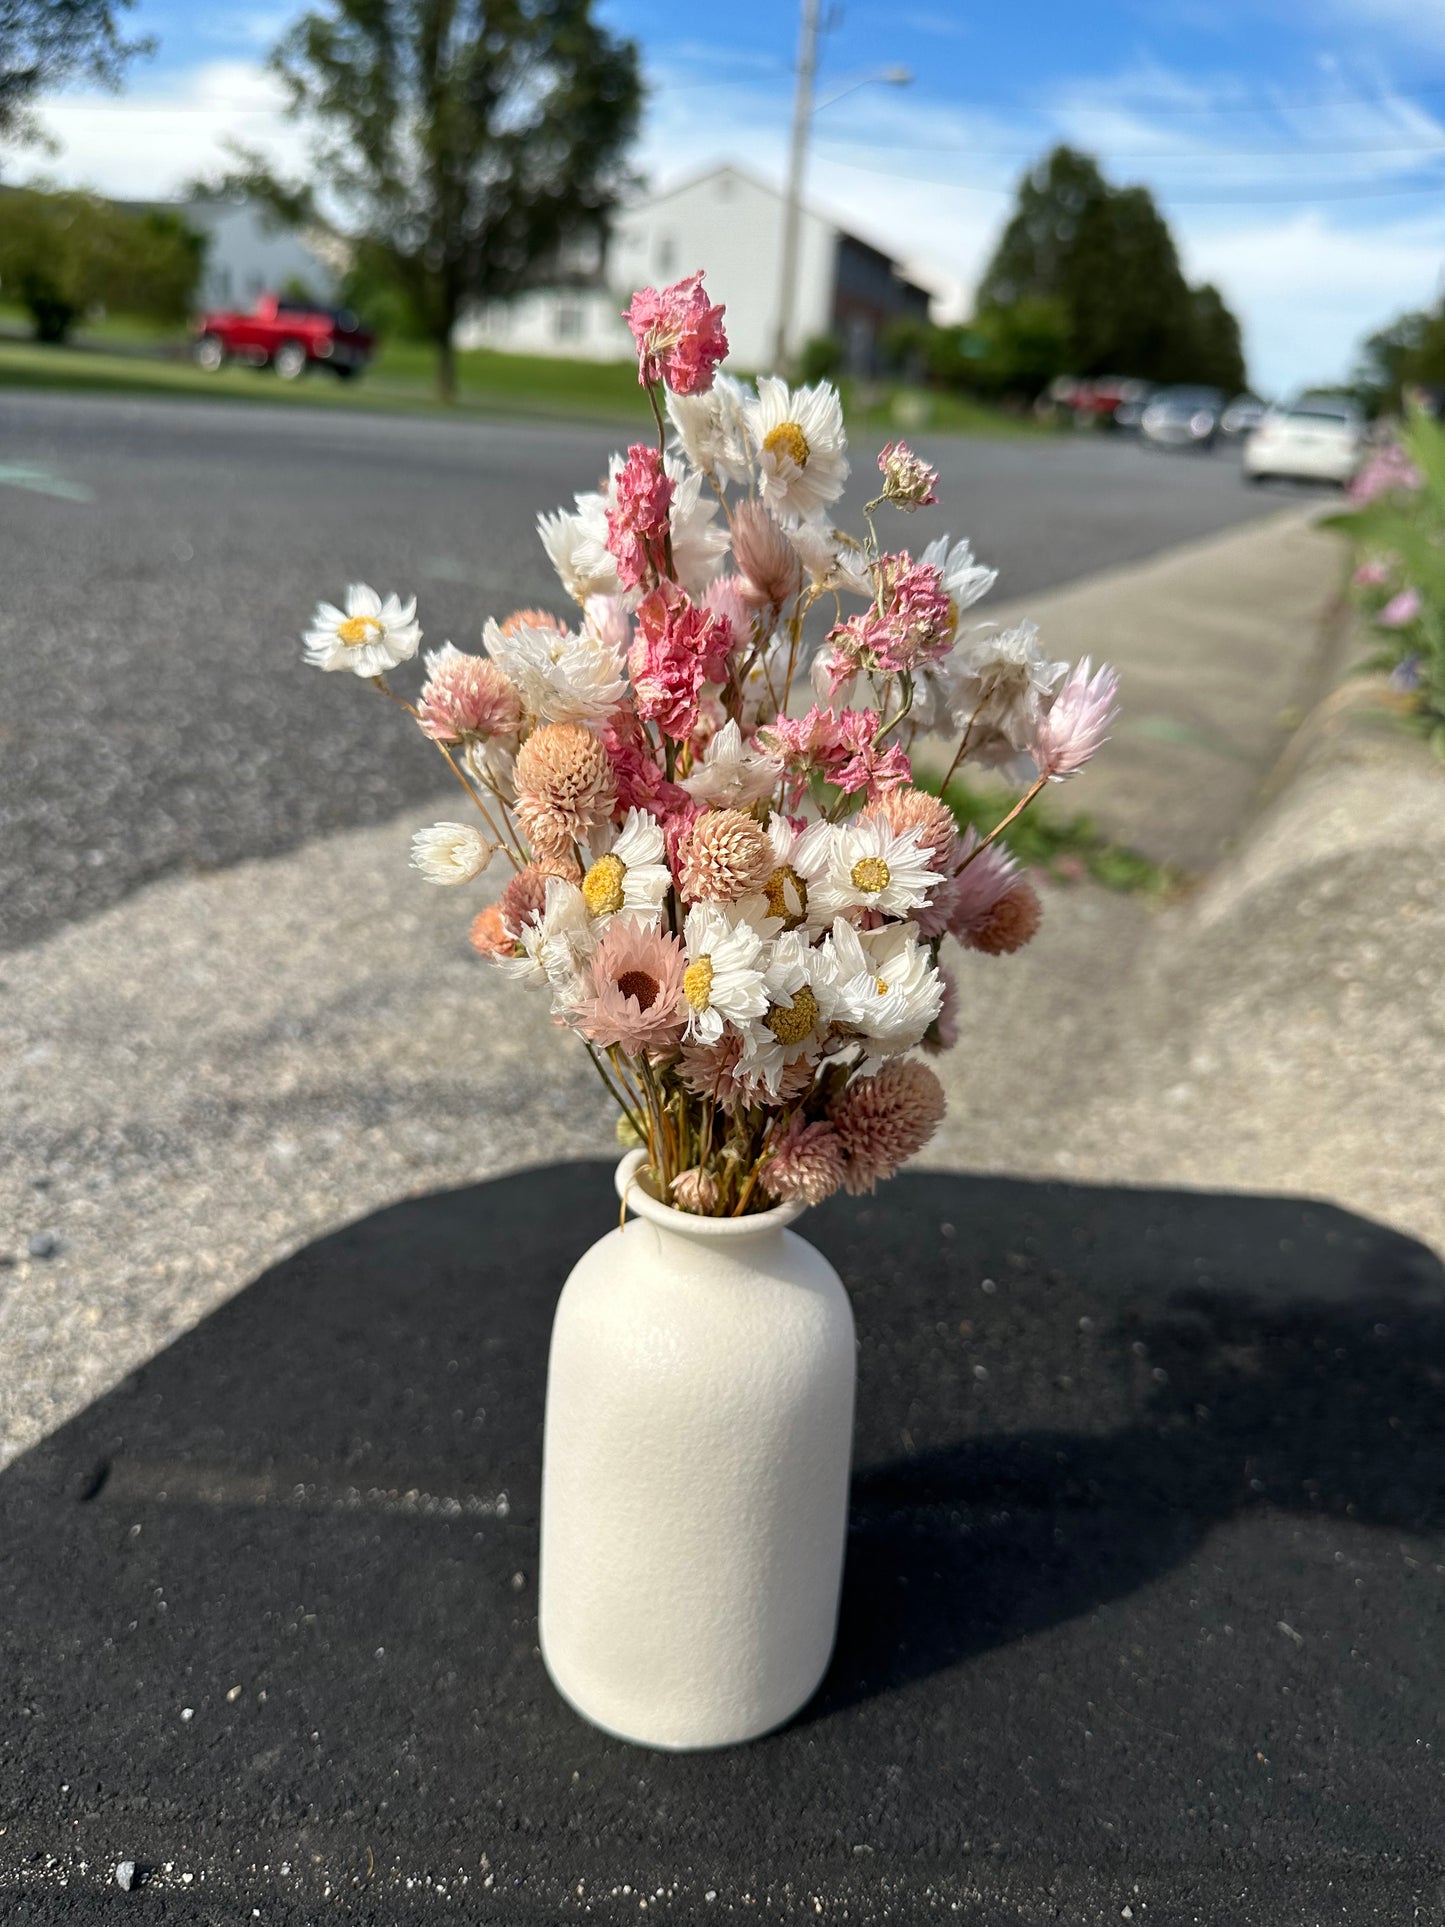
[623, 271, 729, 395]
[1378, 587, 1422, 629]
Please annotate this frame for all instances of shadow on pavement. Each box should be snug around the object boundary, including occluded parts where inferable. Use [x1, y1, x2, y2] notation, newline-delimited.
[2, 1161, 1442, 1918]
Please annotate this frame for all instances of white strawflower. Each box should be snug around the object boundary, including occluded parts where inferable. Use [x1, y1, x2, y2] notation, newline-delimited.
[682, 719, 783, 809]
[484, 615, 626, 726]
[581, 809, 671, 925]
[665, 457, 732, 598]
[920, 535, 998, 634]
[818, 917, 943, 1066]
[304, 583, 421, 676]
[740, 927, 837, 1093]
[800, 816, 942, 924]
[790, 518, 874, 599]
[947, 619, 1068, 749]
[537, 492, 620, 602]
[503, 877, 598, 1003]
[409, 821, 494, 885]
[680, 902, 770, 1046]
[464, 736, 517, 804]
[746, 377, 849, 527]
[667, 373, 753, 485]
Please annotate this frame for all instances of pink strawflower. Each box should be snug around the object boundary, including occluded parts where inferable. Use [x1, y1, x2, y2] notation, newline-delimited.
[416, 644, 523, 744]
[702, 576, 752, 665]
[627, 581, 729, 741]
[599, 713, 688, 819]
[877, 440, 939, 510]
[623, 271, 729, 396]
[1378, 586, 1422, 628]
[829, 1058, 946, 1195]
[760, 1113, 848, 1207]
[946, 829, 1021, 944]
[731, 499, 802, 607]
[513, 721, 617, 860]
[572, 916, 687, 1054]
[606, 444, 674, 592]
[1352, 559, 1391, 589]
[1030, 657, 1120, 782]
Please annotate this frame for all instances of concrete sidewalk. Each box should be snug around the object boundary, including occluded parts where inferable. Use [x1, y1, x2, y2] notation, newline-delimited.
[2, 506, 1440, 1475]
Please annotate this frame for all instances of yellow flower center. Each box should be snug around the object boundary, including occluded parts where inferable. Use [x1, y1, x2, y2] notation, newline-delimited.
[851, 855, 891, 894]
[683, 955, 715, 1012]
[875, 976, 890, 996]
[582, 853, 627, 917]
[763, 420, 811, 470]
[337, 614, 384, 647]
[765, 985, 819, 1046]
[763, 864, 808, 927]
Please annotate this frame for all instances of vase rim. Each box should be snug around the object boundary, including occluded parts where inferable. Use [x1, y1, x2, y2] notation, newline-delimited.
[614, 1149, 806, 1236]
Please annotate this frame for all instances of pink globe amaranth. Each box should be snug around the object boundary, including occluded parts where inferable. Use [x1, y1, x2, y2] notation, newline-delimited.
[829, 1058, 947, 1195]
[760, 1114, 848, 1207]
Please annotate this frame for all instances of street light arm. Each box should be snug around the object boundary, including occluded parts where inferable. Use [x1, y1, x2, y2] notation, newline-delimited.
[813, 66, 913, 115]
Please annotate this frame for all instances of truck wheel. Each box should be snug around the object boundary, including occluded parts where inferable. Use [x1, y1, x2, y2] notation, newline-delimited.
[194, 334, 226, 372]
[273, 341, 308, 381]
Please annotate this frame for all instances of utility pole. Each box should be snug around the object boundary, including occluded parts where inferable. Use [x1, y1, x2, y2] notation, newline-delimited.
[773, 0, 822, 375]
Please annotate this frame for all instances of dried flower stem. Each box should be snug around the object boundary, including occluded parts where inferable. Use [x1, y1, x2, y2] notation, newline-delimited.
[956, 775, 1049, 872]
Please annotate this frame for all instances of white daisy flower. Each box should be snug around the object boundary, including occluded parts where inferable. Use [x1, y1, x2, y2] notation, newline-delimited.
[817, 917, 944, 1067]
[759, 815, 831, 931]
[483, 615, 626, 726]
[664, 456, 732, 598]
[303, 583, 421, 677]
[745, 376, 849, 527]
[680, 902, 770, 1045]
[537, 492, 620, 602]
[682, 719, 783, 809]
[946, 620, 1068, 750]
[666, 373, 753, 486]
[920, 535, 998, 634]
[502, 877, 599, 1003]
[409, 821, 494, 886]
[740, 928, 838, 1093]
[580, 809, 671, 925]
[800, 817, 942, 925]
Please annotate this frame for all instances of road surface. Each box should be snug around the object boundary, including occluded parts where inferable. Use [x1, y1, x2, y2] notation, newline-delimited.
[0, 390, 1302, 950]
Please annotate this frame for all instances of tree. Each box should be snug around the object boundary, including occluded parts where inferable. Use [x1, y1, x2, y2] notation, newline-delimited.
[1353, 307, 1445, 414]
[0, 0, 152, 145]
[0, 188, 204, 341]
[227, 0, 642, 402]
[976, 144, 1248, 389]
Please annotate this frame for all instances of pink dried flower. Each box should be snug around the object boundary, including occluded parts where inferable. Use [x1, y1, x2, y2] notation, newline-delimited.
[760, 1113, 847, 1207]
[467, 857, 580, 962]
[628, 581, 730, 741]
[678, 1034, 814, 1114]
[872, 556, 953, 673]
[834, 735, 912, 801]
[1378, 586, 1422, 628]
[1352, 559, 1391, 589]
[606, 444, 674, 592]
[513, 721, 617, 860]
[661, 801, 702, 880]
[702, 576, 752, 664]
[863, 786, 958, 871]
[599, 713, 688, 819]
[731, 500, 802, 607]
[1030, 657, 1119, 782]
[679, 807, 773, 903]
[416, 645, 523, 744]
[572, 916, 687, 1053]
[469, 902, 515, 962]
[670, 1166, 721, 1214]
[623, 271, 729, 396]
[967, 878, 1042, 956]
[946, 829, 1021, 944]
[829, 1058, 946, 1194]
[877, 440, 939, 510]
[922, 963, 959, 1053]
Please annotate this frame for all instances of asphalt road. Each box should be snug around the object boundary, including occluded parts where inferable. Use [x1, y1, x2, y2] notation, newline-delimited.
[1, 391, 1294, 951]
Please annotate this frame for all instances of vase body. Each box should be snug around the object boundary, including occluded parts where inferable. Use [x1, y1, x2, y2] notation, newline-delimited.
[538, 1151, 856, 1750]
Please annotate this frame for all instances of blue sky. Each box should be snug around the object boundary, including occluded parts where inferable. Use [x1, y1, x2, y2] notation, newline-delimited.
[19, 0, 1445, 391]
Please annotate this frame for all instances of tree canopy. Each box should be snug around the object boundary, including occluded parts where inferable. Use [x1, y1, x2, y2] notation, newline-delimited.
[1354, 307, 1445, 415]
[977, 145, 1248, 393]
[0, 0, 152, 145]
[226, 0, 642, 400]
[0, 187, 203, 341]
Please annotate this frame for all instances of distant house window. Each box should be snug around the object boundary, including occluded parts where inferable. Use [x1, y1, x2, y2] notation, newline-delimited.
[555, 301, 584, 341]
[657, 236, 676, 275]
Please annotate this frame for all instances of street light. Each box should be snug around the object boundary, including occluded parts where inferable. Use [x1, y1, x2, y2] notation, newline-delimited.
[771, 0, 912, 372]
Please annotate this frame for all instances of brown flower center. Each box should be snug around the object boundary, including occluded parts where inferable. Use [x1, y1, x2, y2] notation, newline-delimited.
[337, 614, 384, 647]
[765, 985, 819, 1046]
[683, 955, 715, 1012]
[763, 420, 811, 470]
[851, 855, 891, 894]
[763, 864, 807, 927]
[616, 968, 659, 1010]
[582, 853, 627, 917]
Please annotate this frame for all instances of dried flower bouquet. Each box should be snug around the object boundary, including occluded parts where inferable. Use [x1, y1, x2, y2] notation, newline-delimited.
[304, 272, 1118, 1216]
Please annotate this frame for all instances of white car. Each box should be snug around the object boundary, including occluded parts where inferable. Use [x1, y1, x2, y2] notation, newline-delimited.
[1243, 399, 1365, 485]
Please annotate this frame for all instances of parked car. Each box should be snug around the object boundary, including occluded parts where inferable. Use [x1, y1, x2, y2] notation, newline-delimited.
[1140, 385, 1225, 449]
[192, 294, 375, 381]
[1220, 393, 1267, 437]
[1242, 397, 1366, 486]
[1111, 379, 1156, 431]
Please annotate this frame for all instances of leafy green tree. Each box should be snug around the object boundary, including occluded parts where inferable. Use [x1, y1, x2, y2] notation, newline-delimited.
[1, 0, 151, 144]
[1185, 283, 1247, 395]
[0, 188, 203, 341]
[221, 0, 642, 402]
[1353, 308, 1445, 415]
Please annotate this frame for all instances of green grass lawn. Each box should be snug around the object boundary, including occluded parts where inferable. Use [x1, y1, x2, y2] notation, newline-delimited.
[0, 309, 1046, 438]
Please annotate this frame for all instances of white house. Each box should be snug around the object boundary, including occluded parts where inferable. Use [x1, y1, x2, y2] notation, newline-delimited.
[115, 197, 340, 311]
[455, 163, 935, 373]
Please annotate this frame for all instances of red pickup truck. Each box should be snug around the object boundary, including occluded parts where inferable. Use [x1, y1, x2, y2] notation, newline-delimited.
[192, 294, 375, 381]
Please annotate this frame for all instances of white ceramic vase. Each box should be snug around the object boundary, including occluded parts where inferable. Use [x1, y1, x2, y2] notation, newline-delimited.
[538, 1150, 856, 1750]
